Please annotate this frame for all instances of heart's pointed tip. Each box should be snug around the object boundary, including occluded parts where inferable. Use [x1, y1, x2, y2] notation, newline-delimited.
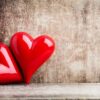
[24, 79, 30, 84]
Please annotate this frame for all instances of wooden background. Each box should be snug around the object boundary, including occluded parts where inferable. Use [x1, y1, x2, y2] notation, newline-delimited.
[0, 0, 100, 83]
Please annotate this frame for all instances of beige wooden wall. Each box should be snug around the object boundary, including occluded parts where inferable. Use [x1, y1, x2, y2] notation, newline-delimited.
[1, 0, 100, 83]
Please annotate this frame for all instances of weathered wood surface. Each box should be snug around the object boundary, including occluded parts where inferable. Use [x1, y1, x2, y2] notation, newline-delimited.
[0, 83, 100, 99]
[0, 0, 100, 83]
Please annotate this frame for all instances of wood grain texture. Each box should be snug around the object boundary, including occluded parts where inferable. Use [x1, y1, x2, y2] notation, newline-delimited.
[0, 83, 100, 99]
[0, 0, 100, 83]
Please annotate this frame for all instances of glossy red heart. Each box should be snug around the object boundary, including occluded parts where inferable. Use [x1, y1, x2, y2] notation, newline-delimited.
[10, 32, 55, 84]
[0, 43, 22, 84]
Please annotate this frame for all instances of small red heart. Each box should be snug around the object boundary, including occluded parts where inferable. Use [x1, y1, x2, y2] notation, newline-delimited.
[10, 32, 55, 84]
[0, 43, 22, 84]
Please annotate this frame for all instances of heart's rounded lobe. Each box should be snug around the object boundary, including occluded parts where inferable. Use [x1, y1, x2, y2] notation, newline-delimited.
[10, 32, 55, 84]
[0, 43, 22, 84]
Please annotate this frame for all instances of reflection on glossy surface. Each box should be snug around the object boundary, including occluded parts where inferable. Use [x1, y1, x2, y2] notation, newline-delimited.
[23, 35, 32, 49]
[0, 47, 16, 73]
[10, 32, 55, 84]
[0, 43, 22, 84]
[44, 38, 54, 47]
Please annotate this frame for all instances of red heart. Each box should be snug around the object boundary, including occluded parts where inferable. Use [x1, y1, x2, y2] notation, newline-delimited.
[0, 43, 22, 84]
[10, 32, 55, 84]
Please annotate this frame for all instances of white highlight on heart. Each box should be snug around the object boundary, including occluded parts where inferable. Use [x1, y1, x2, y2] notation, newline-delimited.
[0, 47, 16, 73]
[23, 35, 32, 49]
[44, 38, 53, 47]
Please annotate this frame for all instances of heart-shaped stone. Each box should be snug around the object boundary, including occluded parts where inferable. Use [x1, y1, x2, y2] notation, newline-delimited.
[0, 43, 22, 84]
[10, 32, 55, 83]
